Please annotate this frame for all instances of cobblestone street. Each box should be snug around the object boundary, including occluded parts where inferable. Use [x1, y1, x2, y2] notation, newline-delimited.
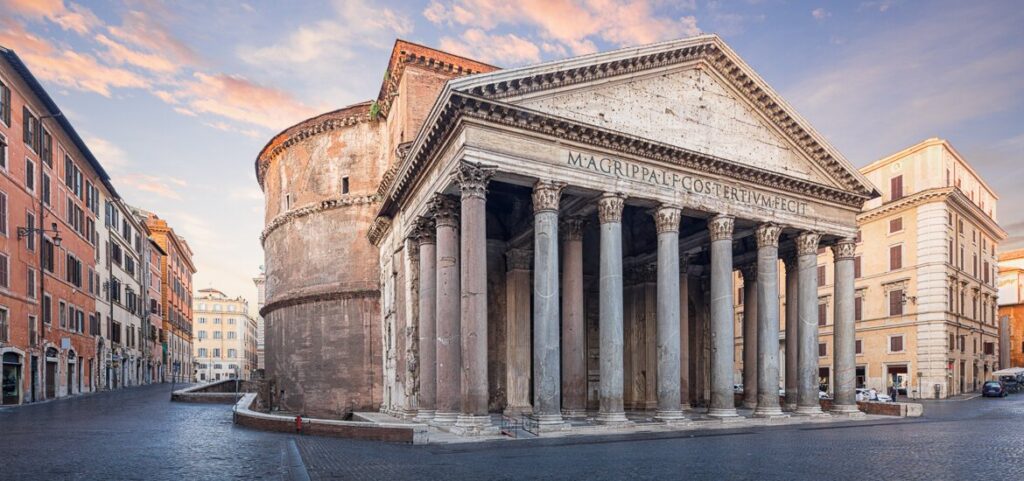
[2, 384, 1023, 480]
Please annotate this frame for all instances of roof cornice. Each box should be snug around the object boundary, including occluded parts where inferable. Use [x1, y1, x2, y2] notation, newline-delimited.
[857, 186, 1007, 240]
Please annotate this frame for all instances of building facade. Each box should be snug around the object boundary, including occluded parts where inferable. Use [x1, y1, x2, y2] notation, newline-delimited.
[142, 235, 166, 382]
[998, 249, 1024, 368]
[258, 36, 881, 428]
[105, 198, 146, 388]
[193, 288, 257, 381]
[253, 269, 265, 372]
[141, 212, 195, 383]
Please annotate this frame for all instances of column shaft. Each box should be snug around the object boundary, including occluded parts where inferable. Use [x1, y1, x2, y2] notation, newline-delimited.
[597, 194, 628, 424]
[456, 164, 493, 430]
[796, 232, 823, 415]
[561, 218, 586, 417]
[415, 219, 437, 421]
[708, 215, 738, 418]
[504, 249, 532, 415]
[679, 262, 690, 409]
[531, 181, 565, 429]
[433, 195, 461, 425]
[784, 255, 799, 411]
[753, 224, 784, 417]
[832, 239, 859, 414]
[741, 267, 758, 409]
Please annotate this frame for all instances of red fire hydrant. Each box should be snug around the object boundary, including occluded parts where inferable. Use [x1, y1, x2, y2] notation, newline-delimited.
[295, 415, 303, 434]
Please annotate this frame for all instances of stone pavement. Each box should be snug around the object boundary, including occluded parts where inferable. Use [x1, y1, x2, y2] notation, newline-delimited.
[2, 383, 1023, 480]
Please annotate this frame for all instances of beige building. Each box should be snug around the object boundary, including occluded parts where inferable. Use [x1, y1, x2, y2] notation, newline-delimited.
[998, 249, 1024, 368]
[192, 288, 258, 381]
[738, 138, 1005, 400]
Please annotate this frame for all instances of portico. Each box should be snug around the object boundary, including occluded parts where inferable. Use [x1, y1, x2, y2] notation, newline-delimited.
[370, 35, 878, 433]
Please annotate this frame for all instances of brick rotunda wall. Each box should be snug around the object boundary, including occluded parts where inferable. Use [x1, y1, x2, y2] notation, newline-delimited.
[258, 103, 388, 418]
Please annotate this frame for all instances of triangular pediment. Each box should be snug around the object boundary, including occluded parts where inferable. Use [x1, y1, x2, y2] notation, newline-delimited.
[512, 65, 835, 186]
[449, 35, 878, 198]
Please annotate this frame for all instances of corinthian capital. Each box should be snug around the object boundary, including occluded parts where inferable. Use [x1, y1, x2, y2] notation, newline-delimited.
[831, 237, 856, 260]
[431, 194, 460, 228]
[707, 215, 734, 242]
[561, 216, 586, 242]
[755, 223, 782, 248]
[740, 264, 757, 281]
[412, 216, 436, 245]
[597, 193, 626, 224]
[455, 162, 495, 200]
[532, 180, 565, 213]
[654, 205, 682, 234]
[506, 248, 532, 271]
[796, 231, 821, 256]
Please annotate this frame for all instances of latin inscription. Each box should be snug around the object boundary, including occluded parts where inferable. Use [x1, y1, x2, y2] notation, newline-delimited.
[566, 151, 809, 215]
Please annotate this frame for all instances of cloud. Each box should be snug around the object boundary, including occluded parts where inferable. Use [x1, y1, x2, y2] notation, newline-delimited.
[440, 29, 541, 65]
[859, 1, 897, 13]
[84, 136, 131, 173]
[2, 0, 99, 34]
[811, 8, 831, 20]
[424, 0, 700, 57]
[0, 19, 149, 96]
[118, 173, 187, 200]
[106, 10, 199, 67]
[171, 72, 318, 131]
[202, 120, 262, 138]
[95, 33, 179, 73]
[239, 0, 412, 67]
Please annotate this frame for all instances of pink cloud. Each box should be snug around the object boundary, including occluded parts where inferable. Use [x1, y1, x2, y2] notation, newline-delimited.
[95, 33, 179, 73]
[440, 29, 542, 65]
[3, 0, 99, 34]
[174, 73, 319, 130]
[118, 173, 187, 200]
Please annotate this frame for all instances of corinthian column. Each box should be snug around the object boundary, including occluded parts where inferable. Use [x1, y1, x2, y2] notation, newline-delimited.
[530, 180, 568, 431]
[795, 232, 824, 416]
[654, 206, 685, 422]
[783, 253, 799, 411]
[708, 214, 739, 419]
[561, 216, 587, 418]
[753, 224, 785, 418]
[504, 248, 532, 416]
[597, 193, 628, 424]
[455, 162, 494, 432]
[414, 217, 437, 422]
[740, 264, 758, 410]
[831, 238, 860, 415]
[679, 256, 691, 410]
[432, 194, 461, 426]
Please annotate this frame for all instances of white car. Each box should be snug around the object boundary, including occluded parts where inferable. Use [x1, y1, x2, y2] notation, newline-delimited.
[855, 388, 891, 402]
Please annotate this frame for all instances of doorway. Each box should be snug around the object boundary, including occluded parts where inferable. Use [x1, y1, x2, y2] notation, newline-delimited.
[67, 351, 76, 396]
[30, 355, 38, 402]
[818, 367, 830, 394]
[2, 352, 22, 405]
[887, 364, 909, 395]
[855, 366, 866, 389]
[45, 348, 58, 399]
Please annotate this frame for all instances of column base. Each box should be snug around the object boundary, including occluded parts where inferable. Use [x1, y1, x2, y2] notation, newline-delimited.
[561, 408, 587, 419]
[431, 411, 459, 426]
[528, 413, 571, 432]
[654, 410, 688, 423]
[451, 414, 495, 436]
[503, 405, 532, 418]
[793, 405, 827, 417]
[830, 404, 864, 417]
[595, 411, 630, 425]
[741, 400, 758, 410]
[680, 403, 692, 411]
[752, 405, 788, 419]
[397, 409, 419, 420]
[414, 409, 436, 422]
[706, 407, 740, 419]
[783, 402, 798, 412]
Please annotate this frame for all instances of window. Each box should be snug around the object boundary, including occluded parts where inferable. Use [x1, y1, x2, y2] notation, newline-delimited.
[949, 333, 955, 351]
[42, 173, 50, 205]
[26, 212, 35, 251]
[228, 349, 237, 358]
[889, 245, 902, 271]
[0, 132, 7, 170]
[0, 78, 10, 126]
[854, 256, 861, 279]
[227, 331, 236, 340]
[284, 194, 291, 210]
[958, 219, 964, 234]
[0, 253, 8, 289]
[737, 287, 744, 305]
[818, 302, 827, 326]
[213, 331, 222, 339]
[22, 106, 39, 152]
[818, 343, 827, 357]
[0, 191, 6, 235]
[0, 308, 7, 343]
[198, 317, 206, 324]
[342, 176, 350, 194]
[43, 294, 51, 324]
[59, 300, 67, 328]
[214, 318, 221, 324]
[817, 265, 826, 287]
[855, 229, 862, 243]
[949, 240, 954, 265]
[228, 318, 236, 325]
[212, 348, 220, 357]
[855, 296, 863, 321]
[197, 330, 206, 340]
[890, 175, 903, 201]
[40, 129, 52, 166]
[855, 339, 862, 355]
[889, 217, 902, 233]
[889, 335, 904, 353]
[65, 254, 82, 288]
[27, 268, 36, 299]
[889, 289, 904, 316]
[198, 348, 207, 357]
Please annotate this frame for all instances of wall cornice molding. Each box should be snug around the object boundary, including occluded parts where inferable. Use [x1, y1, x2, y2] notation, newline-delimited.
[260, 194, 379, 244]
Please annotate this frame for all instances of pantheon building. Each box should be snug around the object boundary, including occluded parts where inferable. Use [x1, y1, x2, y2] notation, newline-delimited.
[256, 35, 880, 432]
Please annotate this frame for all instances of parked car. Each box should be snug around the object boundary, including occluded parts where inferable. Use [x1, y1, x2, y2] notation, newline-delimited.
[855, 388, 891, 402]
[982, 381, 1008, 398]
[998, 375, 1020, 394]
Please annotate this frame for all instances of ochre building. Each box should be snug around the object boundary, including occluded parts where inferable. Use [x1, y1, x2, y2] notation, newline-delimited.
[257, 36, 881, 428]
[999, 249, 1024, 368]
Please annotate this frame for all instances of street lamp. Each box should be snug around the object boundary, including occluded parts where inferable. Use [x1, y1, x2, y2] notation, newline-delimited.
[17, 222, 61, 246]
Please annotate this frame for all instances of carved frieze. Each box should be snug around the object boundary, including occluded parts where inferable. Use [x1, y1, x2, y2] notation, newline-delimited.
[654, 206, 681, 234]
[532, 180, 566, 213]
[708, 215, 734, 242]
[597, 193, 626, 224]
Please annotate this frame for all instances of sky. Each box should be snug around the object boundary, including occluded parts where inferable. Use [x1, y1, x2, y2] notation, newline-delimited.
[1, 0, 1021, 311]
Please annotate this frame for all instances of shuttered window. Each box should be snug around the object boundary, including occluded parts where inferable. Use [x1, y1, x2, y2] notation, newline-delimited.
[855, 296, 863, 321]
[855, 339, 862, 355]
[889, 289, 904, 316]
[817, 265, 826, 287]
[890, 336, 904, 352]
[854, 256, 862, 278]
[889, 245, 902, 271]
[890, 175, 903, 201]
[818, 302, 827, 326]
[818, 343, 827, 357]
[889, 217, 903, 233]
